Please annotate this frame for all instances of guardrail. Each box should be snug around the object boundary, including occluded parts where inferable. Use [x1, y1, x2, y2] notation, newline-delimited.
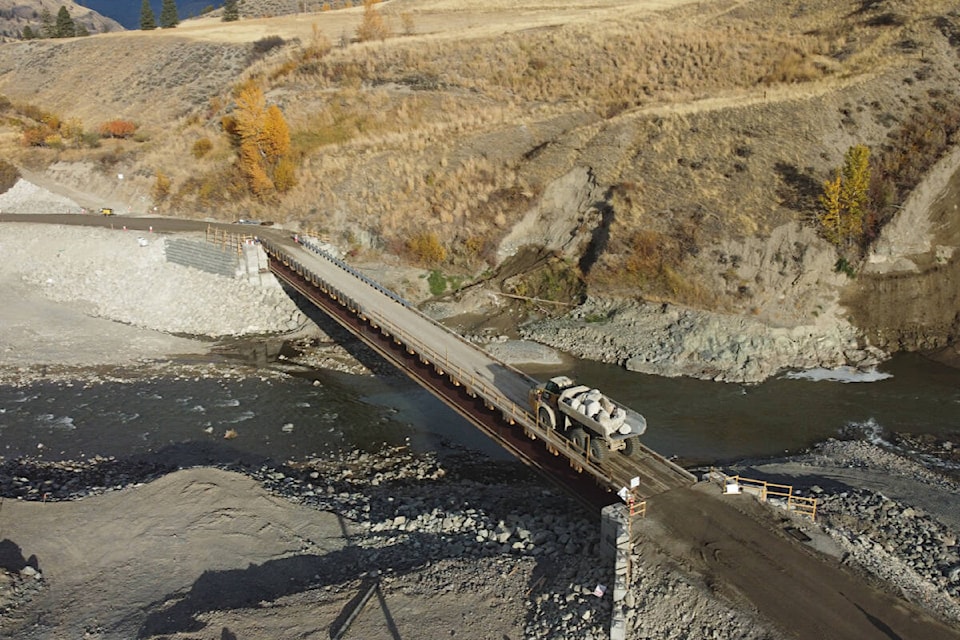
[711, 470, 817, 522]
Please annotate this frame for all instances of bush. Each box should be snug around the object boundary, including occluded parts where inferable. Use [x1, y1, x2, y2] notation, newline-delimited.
[20, 126, 47, 147]
[153, 172, 172, 201]
[98, 119, 137, 139]
[192, 137, 213, 158]
[251, 35, 285, 59]
[407, 232, 446, 265]
[0, 159, 20, 193]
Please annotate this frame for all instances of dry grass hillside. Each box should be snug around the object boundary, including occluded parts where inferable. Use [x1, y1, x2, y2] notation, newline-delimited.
[0, 0, 959, 333]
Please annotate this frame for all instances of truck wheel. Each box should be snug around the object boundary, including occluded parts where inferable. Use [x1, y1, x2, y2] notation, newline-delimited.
[568, 427, 587, 451]
[538, 407, 553, 428]
[623, 437, 641, 459]
[589, 438, 607, 463]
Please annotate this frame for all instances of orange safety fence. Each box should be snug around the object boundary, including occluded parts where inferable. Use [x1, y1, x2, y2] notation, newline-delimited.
[714, 470, 817, 522]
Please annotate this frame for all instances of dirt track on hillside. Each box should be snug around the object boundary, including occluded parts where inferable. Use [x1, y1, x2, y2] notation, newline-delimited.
[643, 485, 960, 640]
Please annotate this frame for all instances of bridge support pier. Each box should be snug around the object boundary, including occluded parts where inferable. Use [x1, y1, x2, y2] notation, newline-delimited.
[600, 504, 632, 640]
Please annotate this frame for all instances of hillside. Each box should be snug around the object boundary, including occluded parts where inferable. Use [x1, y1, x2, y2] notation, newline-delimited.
[0, 0, 958, 362]
[0, 0, 122, 40]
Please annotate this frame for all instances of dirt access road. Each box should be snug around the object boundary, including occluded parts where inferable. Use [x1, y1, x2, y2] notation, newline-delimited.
[642, 484, 960, 640]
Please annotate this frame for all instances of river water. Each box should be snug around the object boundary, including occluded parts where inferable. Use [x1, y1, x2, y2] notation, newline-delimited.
[1, 351, 958, 467]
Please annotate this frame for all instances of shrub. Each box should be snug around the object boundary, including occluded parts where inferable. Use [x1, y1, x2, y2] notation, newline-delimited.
[21, 126, 47, 147]
[98, 119, 137, 139]
[153, 172, 172, 201]
[251, 35, 285, 59]
[0, 159, 20, 193]
[407, 232, 446, 265]
[192, 137, 213, 158]
[835, 257, 856, 278]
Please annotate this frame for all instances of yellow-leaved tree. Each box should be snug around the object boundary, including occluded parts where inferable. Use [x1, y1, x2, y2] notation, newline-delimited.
[839, 144, 870, 241]
[230, 80, 296, 198]
[818, 144, 871, 248]
[817, 170, 843, 245]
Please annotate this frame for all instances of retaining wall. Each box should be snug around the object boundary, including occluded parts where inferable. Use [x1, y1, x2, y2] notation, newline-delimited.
[165, 238, 240, 278]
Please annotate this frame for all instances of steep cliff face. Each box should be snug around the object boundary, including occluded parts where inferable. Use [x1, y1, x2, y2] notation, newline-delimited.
[844, 151, 960, 356]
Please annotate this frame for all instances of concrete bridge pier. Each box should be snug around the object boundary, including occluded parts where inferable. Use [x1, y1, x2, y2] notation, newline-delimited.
[600, 503, 633, 640]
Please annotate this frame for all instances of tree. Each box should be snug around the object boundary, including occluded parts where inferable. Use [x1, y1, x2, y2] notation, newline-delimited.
[75, 23, 90, 37]
[817, 144, 872, 249]
[21, 25, 36, 40]
[839, 144, 870, 242]
[356, 0, 390, 42]
[222, 0, 239, 22]
[140, 0, 156, 30]
[40, 8, 55, 37]
[55, 6, 75, 38]
[817, 171, 843, 246]
[230, 81, 296, 198]
[160, 0, 179, 28]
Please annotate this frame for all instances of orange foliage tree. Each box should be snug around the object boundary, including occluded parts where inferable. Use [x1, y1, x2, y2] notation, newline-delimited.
[230, 81, 296, 197]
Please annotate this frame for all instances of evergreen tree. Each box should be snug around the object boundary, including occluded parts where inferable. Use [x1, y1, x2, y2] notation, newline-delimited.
[160, 0, 179, 29]
[140, 0, 156, 30]
[21, 25, 36, 40]
[55, 6, 75, 38]
[75, 23, 90, 37]
[40, 8, 55, 37]
[222, 0, 239, 22]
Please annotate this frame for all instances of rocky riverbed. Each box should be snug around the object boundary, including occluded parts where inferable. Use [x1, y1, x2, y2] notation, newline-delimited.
[2, 438, 959, 639]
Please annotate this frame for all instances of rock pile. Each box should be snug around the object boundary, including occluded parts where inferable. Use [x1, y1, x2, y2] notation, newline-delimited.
[817, 488, 960, 619]
[520, 297, 887, 384]
[1, 224, 307, 339]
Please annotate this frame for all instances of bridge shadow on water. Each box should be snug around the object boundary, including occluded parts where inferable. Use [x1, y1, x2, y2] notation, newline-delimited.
[284, 286, 401, 378]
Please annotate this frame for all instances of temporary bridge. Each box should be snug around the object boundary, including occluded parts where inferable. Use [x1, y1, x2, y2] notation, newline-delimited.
[259, 234, 694, 511]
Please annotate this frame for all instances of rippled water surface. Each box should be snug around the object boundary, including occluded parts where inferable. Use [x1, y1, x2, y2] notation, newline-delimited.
[1, 353, 958, 465]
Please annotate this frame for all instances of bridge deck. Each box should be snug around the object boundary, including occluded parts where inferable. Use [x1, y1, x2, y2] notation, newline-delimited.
[260, 235, 694, 507]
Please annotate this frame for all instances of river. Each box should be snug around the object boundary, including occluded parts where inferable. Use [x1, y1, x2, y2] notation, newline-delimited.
[1, 350, 958, 467]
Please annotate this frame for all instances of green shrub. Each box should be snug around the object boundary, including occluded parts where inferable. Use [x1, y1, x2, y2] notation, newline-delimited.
[427, 270, 447, 296]
[834, 257, 856, 278]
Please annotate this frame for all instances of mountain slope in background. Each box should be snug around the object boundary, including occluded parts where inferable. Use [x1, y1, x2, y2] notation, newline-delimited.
[0, 0, 123, 40]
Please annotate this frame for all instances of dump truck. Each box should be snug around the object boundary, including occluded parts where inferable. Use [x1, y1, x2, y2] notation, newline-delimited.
[530, 375, 647, 462]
